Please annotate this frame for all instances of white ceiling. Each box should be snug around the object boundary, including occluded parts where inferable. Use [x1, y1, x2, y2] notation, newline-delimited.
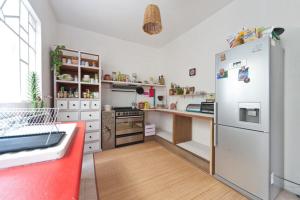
[50, 0, 233, 48]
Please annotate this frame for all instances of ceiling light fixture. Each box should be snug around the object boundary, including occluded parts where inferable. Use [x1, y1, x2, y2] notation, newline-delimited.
[143, 4, 162, 35]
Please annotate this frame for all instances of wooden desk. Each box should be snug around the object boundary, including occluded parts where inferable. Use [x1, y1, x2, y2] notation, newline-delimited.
[143, 109, 215, 175]
[0, 121, 85, 200]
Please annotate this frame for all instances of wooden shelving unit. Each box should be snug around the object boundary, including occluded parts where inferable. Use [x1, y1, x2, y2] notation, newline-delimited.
[53, 48, 102, 154]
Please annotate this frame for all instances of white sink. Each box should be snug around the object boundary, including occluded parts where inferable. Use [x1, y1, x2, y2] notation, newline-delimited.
[0, 123, 77, 169]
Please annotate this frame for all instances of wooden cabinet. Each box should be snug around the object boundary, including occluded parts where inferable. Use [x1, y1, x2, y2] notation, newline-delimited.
[101, 111, 115, 150]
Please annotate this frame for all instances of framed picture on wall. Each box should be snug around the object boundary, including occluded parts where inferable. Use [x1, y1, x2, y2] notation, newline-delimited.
[189, 68, 196, 76]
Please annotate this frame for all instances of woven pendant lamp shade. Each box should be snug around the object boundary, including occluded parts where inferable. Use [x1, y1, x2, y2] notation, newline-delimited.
[143, 4, 162, 35]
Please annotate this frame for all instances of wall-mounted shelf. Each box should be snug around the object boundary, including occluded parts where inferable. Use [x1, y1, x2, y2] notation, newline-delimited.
[101, 80, 165, 87]
[169, 93, 202, 97]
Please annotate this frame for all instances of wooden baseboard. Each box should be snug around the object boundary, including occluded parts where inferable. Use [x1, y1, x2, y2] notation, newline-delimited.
[145, 135, 156, 142]
[154, 136, 209, 174]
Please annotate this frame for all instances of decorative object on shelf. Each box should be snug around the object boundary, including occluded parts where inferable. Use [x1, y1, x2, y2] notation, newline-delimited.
[71, 57, 78, 65]
[226, 26, 285, 49]
[138, 102, 145, 109]
[158, 75, 165, 85]
[149, 86, 155, 97]
[57, 74, 73, 81]
[136, 86, 144, 95]
[112, 72, 117, 81]
[189, 68, 196, 77]
[95, 74, 99, 83]
[103, 74, 112, 81]
[144, 101, 150, 109]
[132, 73, 137, 82]
[157, 95, 165, 109]
[170, 102, 177, 110]
[28, 71, 44, 108]
[82, 74, 91, 82]
[176, 87, 184, 95]
[205, 93, 215, 102]
[74, 89, 79, 98]
[50, 45, 65, 75]
[189, 86, 195, 94]
[143, 4, 162, 35]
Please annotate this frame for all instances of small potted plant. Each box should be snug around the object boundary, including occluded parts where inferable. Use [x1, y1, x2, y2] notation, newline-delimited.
[50, 45, 65, 76]
[28, 71, 44, 108]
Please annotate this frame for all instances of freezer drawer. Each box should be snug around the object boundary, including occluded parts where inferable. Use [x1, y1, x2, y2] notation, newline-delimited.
[215, 125, 269, 200]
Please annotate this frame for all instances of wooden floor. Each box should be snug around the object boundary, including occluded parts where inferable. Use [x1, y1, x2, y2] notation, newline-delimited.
[94, 141, 247, 200]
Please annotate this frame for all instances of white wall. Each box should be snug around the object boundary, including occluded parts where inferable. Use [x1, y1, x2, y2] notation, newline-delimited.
[160, 0, 300, 194]
[29, 0, 57, 102]
[56, 23, 164, 107]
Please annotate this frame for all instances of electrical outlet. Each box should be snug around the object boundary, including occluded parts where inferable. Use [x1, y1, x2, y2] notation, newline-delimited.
[271, 172, 274, 185]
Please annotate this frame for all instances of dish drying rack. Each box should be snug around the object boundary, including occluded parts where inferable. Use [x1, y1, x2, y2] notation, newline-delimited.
[0, 108, 65, 154]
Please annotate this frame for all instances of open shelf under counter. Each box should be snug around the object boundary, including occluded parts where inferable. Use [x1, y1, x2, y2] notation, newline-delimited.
[101, 80, 165, 87]
[156, 130, 173, 143]
[177, 141, 210, 161]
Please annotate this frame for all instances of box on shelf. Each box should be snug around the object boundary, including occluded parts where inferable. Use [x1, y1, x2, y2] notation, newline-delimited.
[145, 124, 155, 136]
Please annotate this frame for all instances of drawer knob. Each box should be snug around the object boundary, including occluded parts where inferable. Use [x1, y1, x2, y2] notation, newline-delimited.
[89, 136, 92, 138]
[60, 104, 63, 106]
[89, 114, 92, 117]
[73, 104, 75, 106]
[84, 104, 87, 106]
[67, 115, 70, 118]
[94, 104, 97, 106]
[89, 146, 92, 149]
[89, 125, 92, 128]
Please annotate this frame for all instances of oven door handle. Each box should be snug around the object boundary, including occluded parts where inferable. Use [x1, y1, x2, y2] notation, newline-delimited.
[116, 116, 143, 119]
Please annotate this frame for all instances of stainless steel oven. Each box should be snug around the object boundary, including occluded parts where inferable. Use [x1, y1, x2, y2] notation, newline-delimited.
[114, 107, 144, 147]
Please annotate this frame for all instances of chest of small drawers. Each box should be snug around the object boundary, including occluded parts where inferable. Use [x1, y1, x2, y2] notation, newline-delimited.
[55, 99, 101, 153]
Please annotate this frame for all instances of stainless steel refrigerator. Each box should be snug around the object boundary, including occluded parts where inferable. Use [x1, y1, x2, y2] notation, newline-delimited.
[215, 37, 284, 200]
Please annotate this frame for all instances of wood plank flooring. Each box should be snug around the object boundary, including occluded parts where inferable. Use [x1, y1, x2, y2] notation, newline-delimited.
[94, 141, 247, 200]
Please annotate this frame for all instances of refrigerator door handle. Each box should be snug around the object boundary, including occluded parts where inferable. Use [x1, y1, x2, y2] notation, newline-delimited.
[214, 102, 217, 146]
[214, 124, 217, 146]
[214, 102, 217, 123]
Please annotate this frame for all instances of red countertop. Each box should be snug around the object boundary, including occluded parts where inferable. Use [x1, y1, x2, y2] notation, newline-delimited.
[0, 121, 85, 200]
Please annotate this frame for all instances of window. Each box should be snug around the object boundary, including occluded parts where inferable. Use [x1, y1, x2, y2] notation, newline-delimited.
[0, 0, 41, 103]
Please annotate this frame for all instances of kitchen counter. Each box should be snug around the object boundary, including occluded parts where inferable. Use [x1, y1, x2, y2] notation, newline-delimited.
[143, 108, 214, 120]
[0, 121, 85, 200]
[143, 108, 215, 175]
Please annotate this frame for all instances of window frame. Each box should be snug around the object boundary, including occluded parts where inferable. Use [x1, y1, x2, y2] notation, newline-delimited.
[0, 0, 41, 104]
